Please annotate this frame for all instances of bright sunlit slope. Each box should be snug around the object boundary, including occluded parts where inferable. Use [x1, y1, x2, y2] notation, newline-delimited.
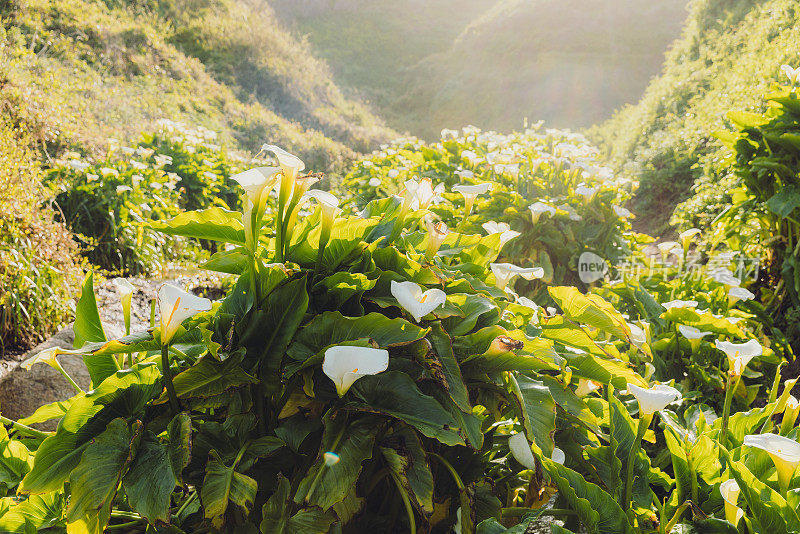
[271, 0, 687, 139]
[593, 0, 800, 234]
[1, 0, 394, 169]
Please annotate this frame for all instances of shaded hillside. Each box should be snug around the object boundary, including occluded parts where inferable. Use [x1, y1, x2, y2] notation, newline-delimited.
[1, 0, 394, 169]
[593, 0, 799, 233]
[271, 0, 687, 138]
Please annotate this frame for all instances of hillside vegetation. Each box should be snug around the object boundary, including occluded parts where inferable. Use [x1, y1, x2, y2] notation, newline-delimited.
[272, 0, 687, 138]
[593, 0, 800, 233]
[1, 0, 393, 169]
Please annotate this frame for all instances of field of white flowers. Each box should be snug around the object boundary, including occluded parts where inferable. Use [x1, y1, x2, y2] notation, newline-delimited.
[3, 73, 800, 534]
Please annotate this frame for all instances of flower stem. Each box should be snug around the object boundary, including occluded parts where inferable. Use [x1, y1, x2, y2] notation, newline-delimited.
[54, 359, 83, 393]
[720, 374, 740, 449]
[161, 344, 181, 414]
[623, 415, 650, 512]
[663, 501, 691, 534]
[390, 471, 416, 534]
[0, 415, 52, 439]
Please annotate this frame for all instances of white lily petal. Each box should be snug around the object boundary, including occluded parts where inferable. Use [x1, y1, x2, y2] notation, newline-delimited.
[715, 339, 762, 376]
[230, 166, 281, 204]
[743, 433, 800, 492]
[390, 280, 446, 322]
[728, 287, 755, 303]
[157, 284, 212, 345]
[490, 263, 544, 290]
[677, 325, 711, 340]
[508, 432, 537, 470]
[627, 383, 681, 416]
[262, 145, 305, 181]
[112, 278, 135, 299]
[322, 346, 389, 396]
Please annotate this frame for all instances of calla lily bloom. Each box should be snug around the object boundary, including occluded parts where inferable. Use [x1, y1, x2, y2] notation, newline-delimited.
[482, 221, 521, 247]
[679, 228, 701, 251]
[782, 396, 800, 435]
[711, 269, 741, 288]
[782, 64, 800, 86]
[424, 218, 449, 259]
[613, 205, 632, 218]
[112, 278, 136, 336]
[627, 383, 681, 416]
[509, 433, 564, 469]
[720, 479, 743, 525]
[230, 167, 281, 205]
[390, 280, 446, 322]
[657, 241, 679, 261]
[715, 339, 762, 377]
[575, 378, 601, 397]
[628, 322, 649, 348]
[509, 432, 537, 469]
[368, 177, 381, 187]
[322, 346, 389, 396]
[490, 263, 544, 290]
[157, 283, 212, 345]
[413, 177, 436, 209]
[575, 184, 598, 201]
[678, 325, 712, 351]
[743, 433, 800, 493]
[262, 144, 305, 182]
[662, 299, 698, 310]
[452, 182, 492, 215]
[305, 190, 340, 229]
[728, 287, 755, 305]
[529, 201, 556, 223]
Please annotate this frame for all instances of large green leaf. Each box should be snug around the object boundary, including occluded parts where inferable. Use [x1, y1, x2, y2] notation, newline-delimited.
[237, 277, 309, 389]
[18, 399, 74, 427]
[510, 374, 556, 457]
[67, 418, 141, 525]
[261, 476, 336, 534]
[201, 449, 258, 526]
[427, 323, 471, 413]
[150, 207, 245, 245]
[439, 294, 498, 336]
[457, 326, 559, 373]
[285, 311, 428, 376]
[123, 431, 177, 524]
[74, 272, 118, 386]
[0, 425, 33, 495]
[380, 425, 434, 515]
[767, 185, 800, 219]
[660, 308, 744, 337]
[154, 355, 258, 404]
[349, 372, 464, 446]
[542, 457, 635, 534]
[20, 364, 162, 494]
[548, 286, 630, 342]
[0, 491, 64, 532]
[168, 412, 192, 484]
[295, 415, 382, 510]
[607, 389, 654, 508]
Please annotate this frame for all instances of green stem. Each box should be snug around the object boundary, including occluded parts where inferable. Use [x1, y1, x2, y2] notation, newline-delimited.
[623, 415, 650, 512]
[161, 344, 181, 414]
[390, 471, 416, 534]
[313, 227, 331, 281]
[429, 452, 465, 490]
[0, 415, 52, 439]
[720, 374, 740, 449]
[305, 414, 348, 503]
[662, 501, 691, 534]
[54, 359, 83, 393]
[175, 491, 197, 519]
[107, 519, 145, 530]
[275, 199, 285, 262]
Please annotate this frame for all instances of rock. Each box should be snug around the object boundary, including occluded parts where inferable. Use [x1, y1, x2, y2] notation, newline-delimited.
[0, 322, 121, 431]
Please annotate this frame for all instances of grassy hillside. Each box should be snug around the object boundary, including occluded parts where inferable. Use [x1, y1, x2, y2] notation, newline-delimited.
[593, 0, 800, 234]
[271, 0, 687, 139]
[1, 0, 394, 169]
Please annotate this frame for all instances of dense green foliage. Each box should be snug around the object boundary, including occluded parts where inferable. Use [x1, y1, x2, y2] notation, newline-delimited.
[340, 127, 637, 295]
[0, 0, 392, 167]
[594, 0, 800, 233]
[0, 112, 81, 354]
[273, 0, 686, 138]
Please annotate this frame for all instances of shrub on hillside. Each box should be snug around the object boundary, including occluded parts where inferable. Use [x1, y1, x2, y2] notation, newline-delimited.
[0, 123, 80, 353]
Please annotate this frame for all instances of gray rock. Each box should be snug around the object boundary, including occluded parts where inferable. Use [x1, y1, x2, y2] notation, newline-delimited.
[0, 323, 121, 430]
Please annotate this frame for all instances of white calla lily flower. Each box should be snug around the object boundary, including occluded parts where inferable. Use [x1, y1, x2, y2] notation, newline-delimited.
[710, 269, 741, 288]
[627, 383, 681, 417]
[661, 299, 698, 310]
[157, 284, 212, 345]
[743, 433, 800, 493]
[481, 221, 521, 247]
[678, 325, 712, 351]
[657, 241, 679, 261]
[529, 201, 556, 223]
[368, 177, 381, 187]
[262, 144, 305, 181]
[575, 184, 598, 201]
[728, 287, 755, 305]
[452, 182, 492, 216]
[720, 479, 743, 525]
[575, 379, 601, 397]
[679, 228, 701, 251]
[390, 281, 446, 322]
[230, 167, 281, 205]
[613, 205, 632, 218]
[113, 278, 136, 335]
[508, 432, 537, 470]
[715, 339, 762, 377]
[425, 218, 449, 259]
[305, 190, 340, 228]
[490, 263, 544, 290]
[782, 64, 800, 86]
[322, 346, 389, 396]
